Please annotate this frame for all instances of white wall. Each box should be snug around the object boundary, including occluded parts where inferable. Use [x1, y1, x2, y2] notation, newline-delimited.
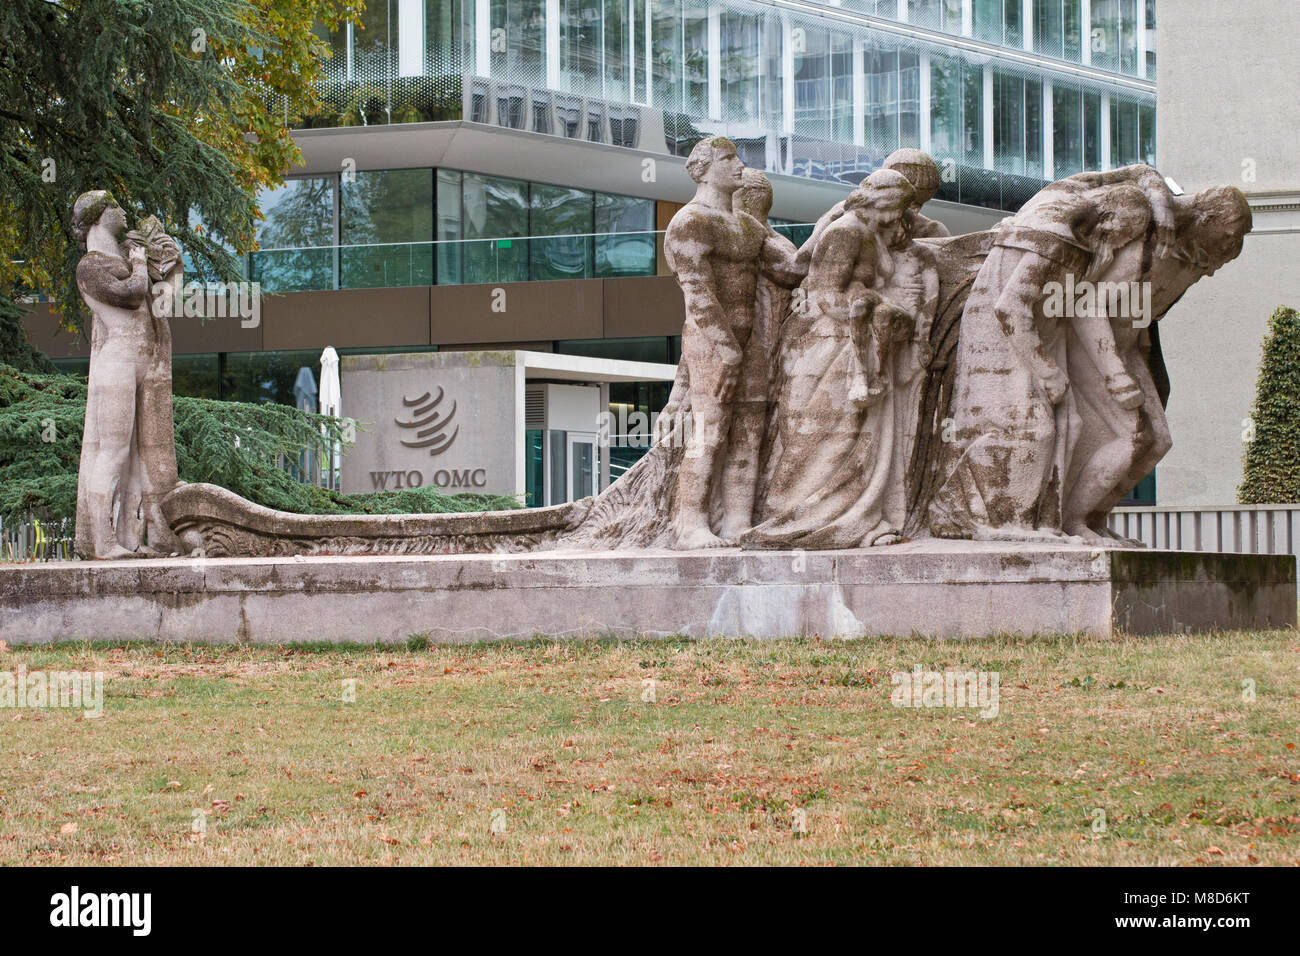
[1156, 0, 1300, 506]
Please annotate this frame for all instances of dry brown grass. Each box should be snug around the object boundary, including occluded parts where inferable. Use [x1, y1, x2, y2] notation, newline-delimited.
[1, 631, 1297, 865]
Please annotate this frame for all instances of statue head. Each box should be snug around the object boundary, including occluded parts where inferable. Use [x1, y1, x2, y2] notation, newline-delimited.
[732, 168, 774, 220]
[883, 148, 942, 209]
[848, 169, 916, 248]
[1084, 183, 1152, 280]
[685, 136, 744, 192]
[72, 190, 126, 251]
[1184, 185, 1252, 275]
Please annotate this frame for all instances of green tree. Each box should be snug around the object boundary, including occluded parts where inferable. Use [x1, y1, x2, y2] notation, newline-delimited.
[0, 0, 360, 358]
[1238, 306, 1300, 504]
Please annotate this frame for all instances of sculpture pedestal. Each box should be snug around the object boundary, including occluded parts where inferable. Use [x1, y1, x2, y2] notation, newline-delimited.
[3, 541, 1293, 643]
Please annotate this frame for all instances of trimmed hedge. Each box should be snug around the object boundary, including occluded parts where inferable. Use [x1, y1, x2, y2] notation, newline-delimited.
[1238, 306, 1300, 504]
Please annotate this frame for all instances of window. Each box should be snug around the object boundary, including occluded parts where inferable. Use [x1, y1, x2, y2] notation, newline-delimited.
[594, 193, 655, 277]
[1110, 96, 1139, 168]
[340, 168, 434, 289]
[720, 11, 759, 123]
[910, 0, 963, 34]
[251, 177, 336, 293]
[1035, 0, 1064, 58]
[222, 350, 323, 406]
[1083, 91, 1101, 170]
[962, 61, 984, 168]
[929, 54, 962, 163]
[1138, 103, 1156, 166]
[1053, 84, 1084, 177]
[559, 0, 604, 98]
[1063, 0, 1082, 62]
[865, 49, 900, 155]
[462, 172, 530, 284]
[530, 183, 594, 280]
[490, 0, 546, 87]
[173, 353, 220, 400]
[436, 168, 464, 284]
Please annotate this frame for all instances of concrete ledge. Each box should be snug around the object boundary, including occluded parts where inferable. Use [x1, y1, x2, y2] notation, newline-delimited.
[1, 542, 1294, 643]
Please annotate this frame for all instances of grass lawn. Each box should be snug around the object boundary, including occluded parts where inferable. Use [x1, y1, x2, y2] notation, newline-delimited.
[1, 632, 1297, 865]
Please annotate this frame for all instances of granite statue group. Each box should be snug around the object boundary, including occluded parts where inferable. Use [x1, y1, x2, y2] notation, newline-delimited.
[71, 144, 1250, 558]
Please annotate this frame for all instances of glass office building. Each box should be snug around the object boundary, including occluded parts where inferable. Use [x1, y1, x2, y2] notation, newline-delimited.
[303, 0, 1156, 209]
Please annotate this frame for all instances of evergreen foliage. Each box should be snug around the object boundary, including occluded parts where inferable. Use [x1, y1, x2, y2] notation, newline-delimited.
[0, 363, 521, 524]
[1238, 306, 1300, 504]
[0, 0, 360, 349]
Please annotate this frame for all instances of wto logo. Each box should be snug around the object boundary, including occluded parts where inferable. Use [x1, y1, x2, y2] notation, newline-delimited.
[396, 387, 458, 456]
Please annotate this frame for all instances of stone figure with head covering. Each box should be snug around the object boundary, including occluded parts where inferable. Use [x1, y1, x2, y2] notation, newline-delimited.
[800, 149, 952, 273]
[744, 168, 924, 549]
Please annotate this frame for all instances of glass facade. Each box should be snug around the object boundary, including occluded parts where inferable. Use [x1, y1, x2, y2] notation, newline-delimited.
[299, 1, 1156, 211]
[249, 167, 657, 292]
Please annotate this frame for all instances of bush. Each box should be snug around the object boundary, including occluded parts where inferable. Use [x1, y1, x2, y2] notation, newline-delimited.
[1238, 306, 1300, 504]
[0, 363, 521, 524]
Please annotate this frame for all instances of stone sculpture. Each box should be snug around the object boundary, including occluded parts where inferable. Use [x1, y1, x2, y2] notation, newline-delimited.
[137, 155, 1248, 559]
[1065, 178, 1252, 543]
[659, 137, 806, 547]
[73, 192, 181, 559]
[801, 148, 952, 271]
[745, 170, 926, 548]
[927, 180, 1154, 540]
[927, 167, 1250, 544]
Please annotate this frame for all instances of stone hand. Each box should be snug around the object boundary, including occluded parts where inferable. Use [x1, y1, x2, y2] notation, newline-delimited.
[1106, 371, 1145, 410]
[1039, 365, 1069, 404]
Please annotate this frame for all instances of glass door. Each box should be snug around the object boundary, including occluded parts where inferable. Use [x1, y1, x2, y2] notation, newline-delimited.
[566, 432, 597, 501]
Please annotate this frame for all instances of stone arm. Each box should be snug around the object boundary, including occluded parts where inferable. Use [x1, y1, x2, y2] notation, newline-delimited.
[76, 253, 149, 309]
[1069, 312, 1144, 409]
[911, 248, 940, 369]
[796, 201, 846, 270]
[1068, 164, 1176, 256]
[759, 226, 807, 289]
[992, 252, 1070, 404]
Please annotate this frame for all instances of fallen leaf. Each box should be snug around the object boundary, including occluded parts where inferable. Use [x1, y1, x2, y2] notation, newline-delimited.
[59, 822, 78, 835]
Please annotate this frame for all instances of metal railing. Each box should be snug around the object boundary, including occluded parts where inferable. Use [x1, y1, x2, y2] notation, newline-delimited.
[1107, 504, 1300, 556]
[247, 224, 814, 294]
[0, 516, 75, 563]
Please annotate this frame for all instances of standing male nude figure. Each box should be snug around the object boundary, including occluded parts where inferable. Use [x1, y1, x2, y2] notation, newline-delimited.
[662, 137, 804, 548]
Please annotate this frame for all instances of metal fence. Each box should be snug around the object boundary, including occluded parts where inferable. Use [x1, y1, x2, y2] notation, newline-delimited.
[1107, 505, 1300, 556]
[0, 516, 76, 563]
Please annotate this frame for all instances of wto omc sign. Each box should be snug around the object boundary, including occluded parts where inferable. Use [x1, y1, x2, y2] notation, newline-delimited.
[369, 387, 488, 491]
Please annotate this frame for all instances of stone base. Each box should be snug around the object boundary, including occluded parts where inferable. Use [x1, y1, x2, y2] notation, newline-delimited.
[1, 542, 1294, 643]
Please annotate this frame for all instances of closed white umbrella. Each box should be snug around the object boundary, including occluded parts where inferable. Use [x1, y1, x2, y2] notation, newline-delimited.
[319, 347, 341, 419]
[319, 347, 342, 489]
